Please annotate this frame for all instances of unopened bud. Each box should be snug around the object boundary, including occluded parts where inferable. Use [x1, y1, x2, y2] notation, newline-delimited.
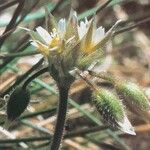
[92, 89, 135, 135]
[115, 82, 150, 123]
[6, 86, 30, 121]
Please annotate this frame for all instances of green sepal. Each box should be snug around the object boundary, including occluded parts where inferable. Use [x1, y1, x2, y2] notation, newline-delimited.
[92, 89, 135, 135]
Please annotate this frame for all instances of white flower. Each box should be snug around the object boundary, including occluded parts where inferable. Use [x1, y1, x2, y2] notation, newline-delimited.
[27, 10, 121, 71]
[78, 18, 89, 39]
[77, 18, 105, 54]
[78, 18, 105, 44]
[92, 26, 105, 44]
[30, 18, 67, 56]
[78, 19, 122, 56]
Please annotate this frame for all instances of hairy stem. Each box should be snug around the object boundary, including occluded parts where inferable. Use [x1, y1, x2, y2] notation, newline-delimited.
[50, 84, 70, 150]
[114, 17, 150, 36]
[0, 51, 39, 59]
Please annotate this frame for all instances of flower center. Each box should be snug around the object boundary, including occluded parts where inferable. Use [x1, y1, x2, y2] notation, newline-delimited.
[49, 37, 61, 48]
[48, 28, 61, 50]
[36, 41, 49, 56]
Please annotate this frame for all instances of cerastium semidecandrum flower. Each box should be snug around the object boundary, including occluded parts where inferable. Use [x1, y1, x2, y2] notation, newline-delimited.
[19, 9, 139, 150]
[29, 10, 121, 74]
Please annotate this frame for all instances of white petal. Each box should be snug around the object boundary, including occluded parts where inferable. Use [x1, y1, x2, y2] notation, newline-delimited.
[72, 10, 77, 18]
[71, 10, 78, 26]
[84, 17, 88, 26]
[93, 26, 105, 44]
[58, 18, 66, 35]
[36, 26, 52, 44]
[78, 20, 89, 39]
[30, 41, 39, 48]
[69, 9, 77, 22]
[118, 115, 136, 135]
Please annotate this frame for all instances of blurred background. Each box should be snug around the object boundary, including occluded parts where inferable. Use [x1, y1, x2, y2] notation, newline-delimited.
[0, 0, 150, 150]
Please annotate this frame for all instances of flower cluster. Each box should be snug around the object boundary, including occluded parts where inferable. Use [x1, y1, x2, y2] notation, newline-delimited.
[11, 9, 149, 137]
[28, 10, 120, 80]
[26, 10, 146, 136]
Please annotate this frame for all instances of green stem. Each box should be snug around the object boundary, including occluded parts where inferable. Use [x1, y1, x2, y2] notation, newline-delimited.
[1, 58, 44, 97]
[23, 67, 48, 89]
[65, 125, 108, 138]
[50, 84, 70, 150]
[20, 106, 56, 119]
[0, 136, 51, 144]
[0, 51, 39, 59]
[114, 17, 150, 36]
[95, 0, 112, 15]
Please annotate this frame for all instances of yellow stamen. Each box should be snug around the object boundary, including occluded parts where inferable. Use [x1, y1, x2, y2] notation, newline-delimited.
[49, 37, 61, 48]
[48, 33, 62, 53]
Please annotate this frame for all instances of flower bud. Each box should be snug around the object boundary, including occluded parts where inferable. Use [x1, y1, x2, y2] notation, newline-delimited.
[6, 86, 30, 121]
[115, 82, 150, 123]
[92, 89, 135, 135]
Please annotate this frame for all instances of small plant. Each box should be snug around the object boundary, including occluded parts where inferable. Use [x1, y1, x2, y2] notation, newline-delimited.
[9, 9, 148, 150]
[1, 3, 150, 150]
